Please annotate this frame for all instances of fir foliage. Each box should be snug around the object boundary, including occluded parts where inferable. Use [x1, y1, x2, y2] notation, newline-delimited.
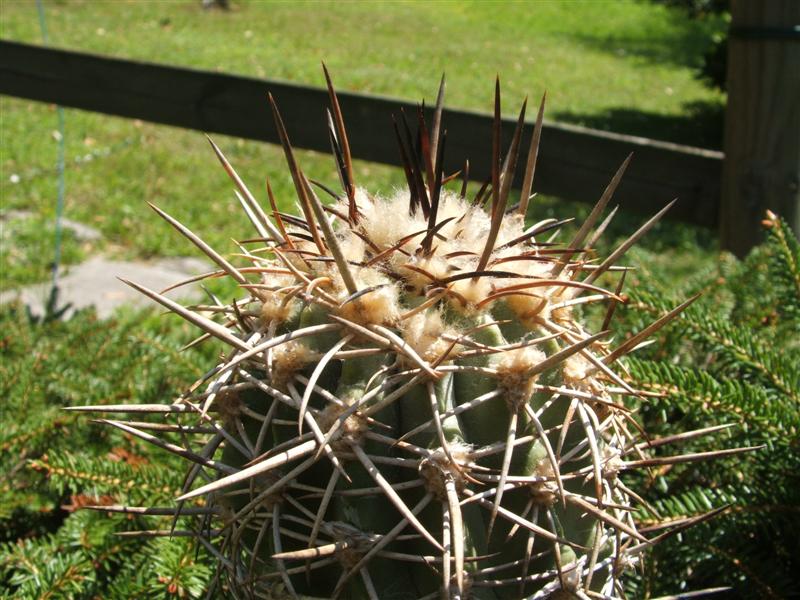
[0, 305, 216, 599]
[618, 214, 800, 599]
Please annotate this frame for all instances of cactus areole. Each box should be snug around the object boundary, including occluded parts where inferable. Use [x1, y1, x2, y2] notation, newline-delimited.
[71, 69, 739, 599]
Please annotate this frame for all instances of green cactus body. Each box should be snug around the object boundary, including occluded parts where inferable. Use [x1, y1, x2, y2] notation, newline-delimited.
[72, 72, 728, 600]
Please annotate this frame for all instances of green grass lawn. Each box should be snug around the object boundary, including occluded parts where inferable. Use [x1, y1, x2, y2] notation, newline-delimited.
[1, 0, 726, 145]
[1, 0, 724, 290]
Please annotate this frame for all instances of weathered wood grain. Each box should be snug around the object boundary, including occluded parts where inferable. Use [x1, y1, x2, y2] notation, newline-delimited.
[721, 0, 800, 255]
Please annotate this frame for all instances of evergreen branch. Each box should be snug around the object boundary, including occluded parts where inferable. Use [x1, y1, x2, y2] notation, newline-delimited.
[1, 536, 94, 599]
[706, 544, 780, 600]
[0, 415, 71, 454]
[764, 212, 800, 305]
[626, 359, 797, 436]
[30, 452, 185, 505]
[626, 295, 799, 403]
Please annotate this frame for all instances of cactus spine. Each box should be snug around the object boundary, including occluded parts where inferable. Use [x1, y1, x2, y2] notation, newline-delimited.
[70, 69, 748, 600]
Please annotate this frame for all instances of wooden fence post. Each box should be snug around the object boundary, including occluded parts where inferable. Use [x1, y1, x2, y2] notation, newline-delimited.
[720, 0, 800, 256]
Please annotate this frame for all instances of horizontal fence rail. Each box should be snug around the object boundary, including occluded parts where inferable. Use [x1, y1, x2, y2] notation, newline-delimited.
[0, 40, 724, 227]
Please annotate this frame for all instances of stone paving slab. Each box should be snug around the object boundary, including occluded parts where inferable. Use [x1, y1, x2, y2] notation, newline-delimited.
[2, 209, 103, 242]
[0, 256, 210, 319]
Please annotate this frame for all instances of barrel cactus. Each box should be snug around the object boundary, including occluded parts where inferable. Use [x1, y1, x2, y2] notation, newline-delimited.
[70, 70, 745, 599]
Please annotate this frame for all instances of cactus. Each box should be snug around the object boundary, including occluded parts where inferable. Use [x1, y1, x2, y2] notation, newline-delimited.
[69, 70, 751, 599]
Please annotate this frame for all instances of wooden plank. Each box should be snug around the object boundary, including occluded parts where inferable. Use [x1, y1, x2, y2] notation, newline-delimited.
[720, 0, 800, 256]
[0, 40, 722, 227]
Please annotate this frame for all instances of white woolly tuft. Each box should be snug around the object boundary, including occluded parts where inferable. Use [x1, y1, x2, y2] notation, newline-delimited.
[494, 345, 546, 376]
[402, 310, 456, 363]
[270, 341, 317, 388]
[355, 188, 426, 249]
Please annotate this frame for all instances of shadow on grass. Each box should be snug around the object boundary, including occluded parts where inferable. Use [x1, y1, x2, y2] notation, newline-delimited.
[565, 7, 727, 71]
[553, 100, 724, 150]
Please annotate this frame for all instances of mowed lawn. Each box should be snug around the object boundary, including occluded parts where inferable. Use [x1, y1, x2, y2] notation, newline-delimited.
[0, 0, 725, 289]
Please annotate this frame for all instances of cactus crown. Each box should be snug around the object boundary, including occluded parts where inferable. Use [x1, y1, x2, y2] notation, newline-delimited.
[71, 69, 746, 599]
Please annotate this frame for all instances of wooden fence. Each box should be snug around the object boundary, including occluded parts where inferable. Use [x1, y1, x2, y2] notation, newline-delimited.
[1, 40, 724, 228]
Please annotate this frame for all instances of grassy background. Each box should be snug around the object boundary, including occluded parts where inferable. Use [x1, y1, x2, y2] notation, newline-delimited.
[1, 0, 725, 291]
